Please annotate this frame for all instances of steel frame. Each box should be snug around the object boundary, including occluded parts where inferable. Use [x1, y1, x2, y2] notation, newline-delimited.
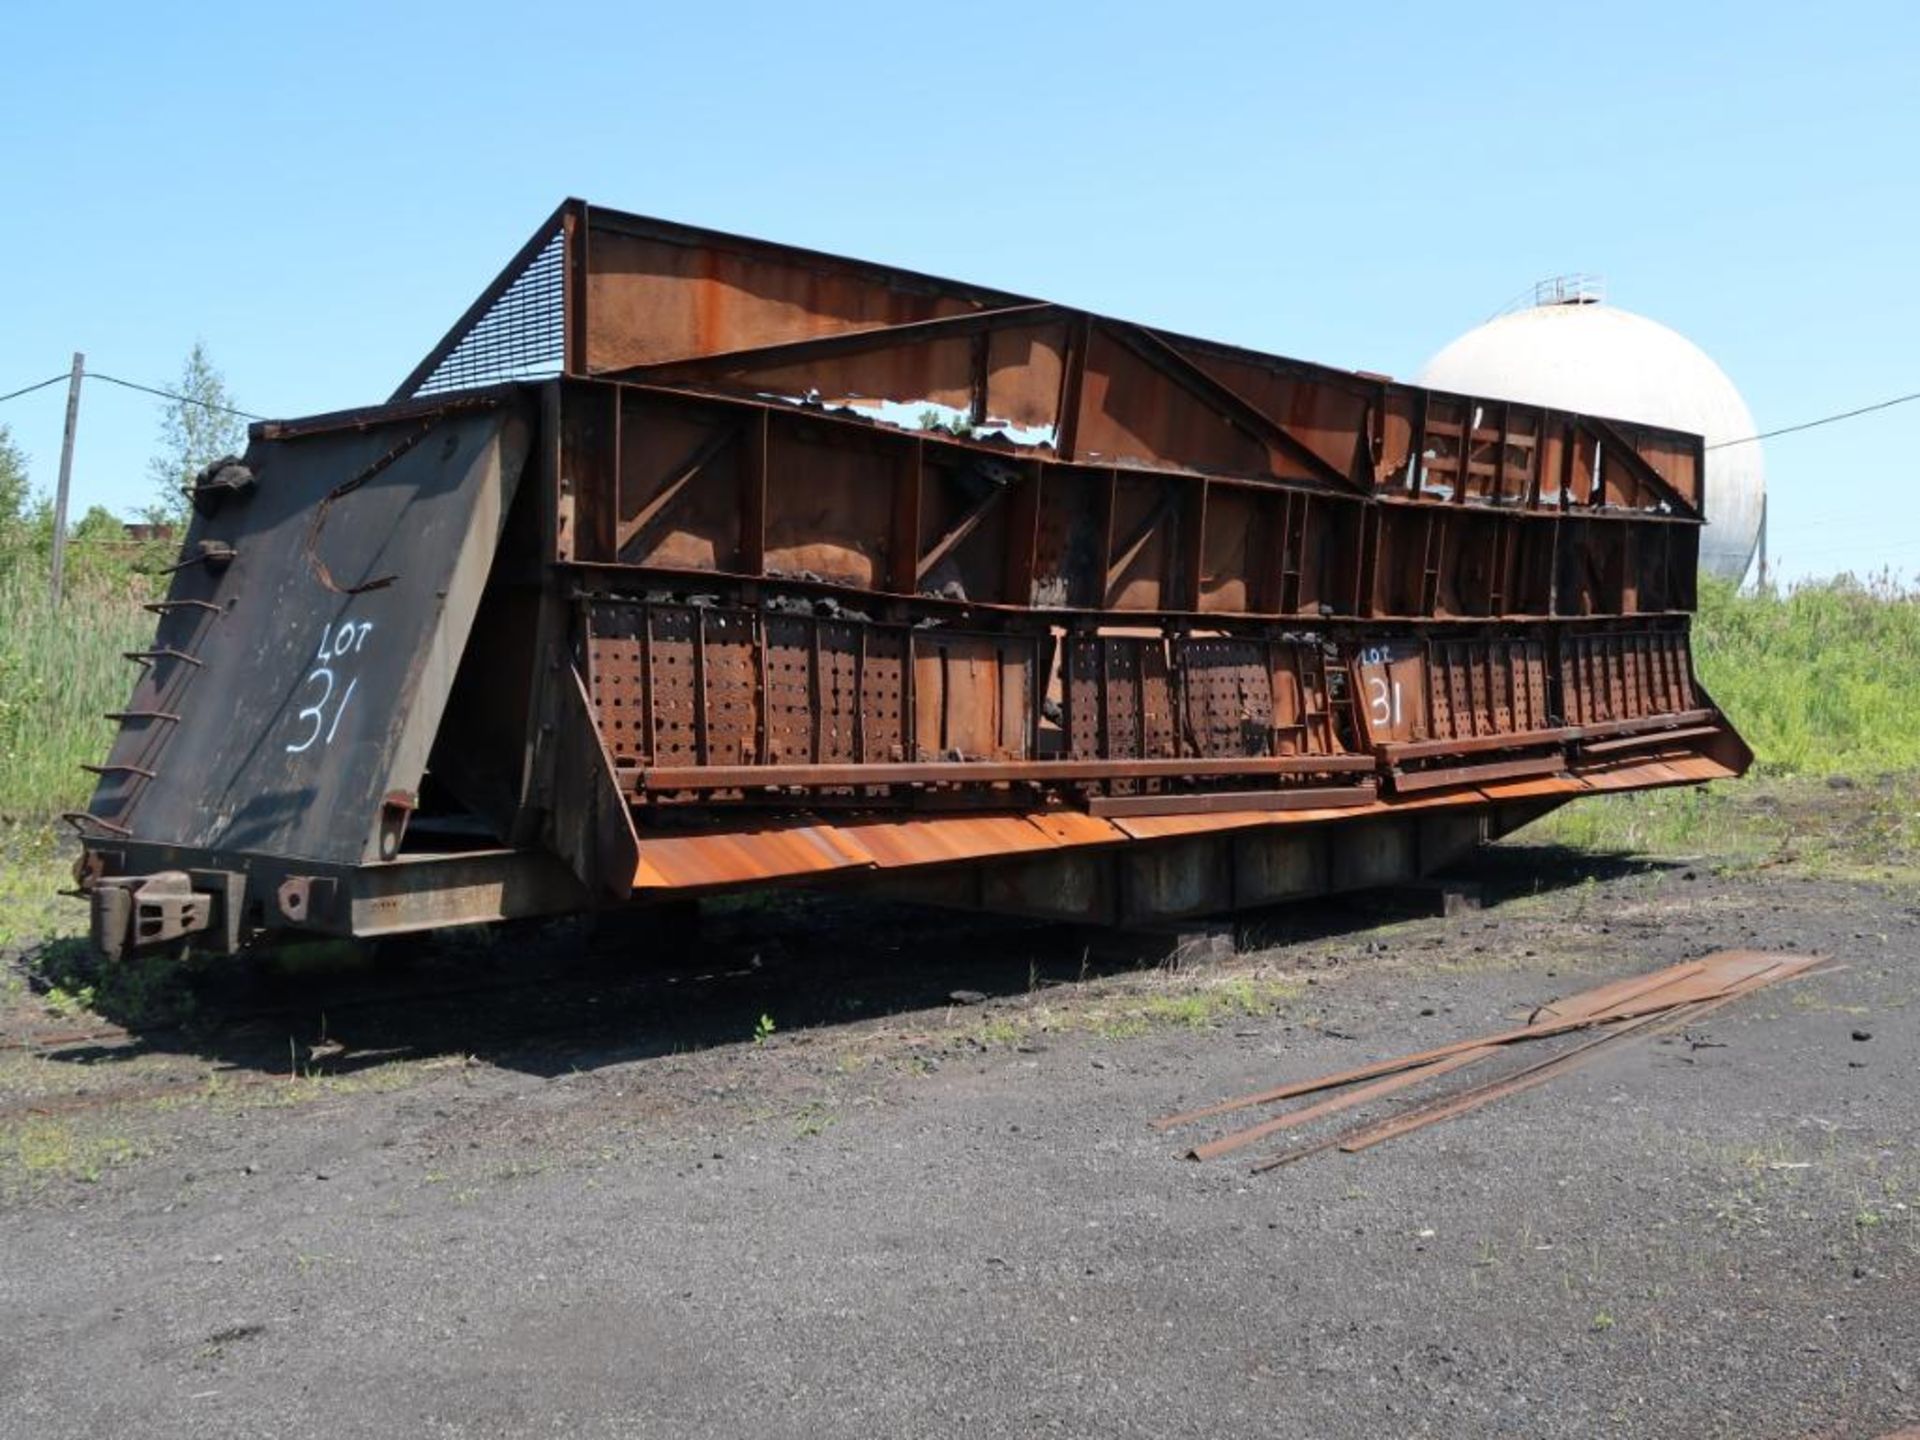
[74, 199, 1750, 958]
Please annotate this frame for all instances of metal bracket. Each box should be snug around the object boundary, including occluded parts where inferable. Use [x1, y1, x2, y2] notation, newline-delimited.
[161, 538, 237, 575]
[188, 456, 256, 514]
[276, 875, 340, 927]
[89, 871, 218, 962]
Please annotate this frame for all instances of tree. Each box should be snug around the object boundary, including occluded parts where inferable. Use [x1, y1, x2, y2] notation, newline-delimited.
[146, 341, 248, 525]
[0, 423, 29, 530]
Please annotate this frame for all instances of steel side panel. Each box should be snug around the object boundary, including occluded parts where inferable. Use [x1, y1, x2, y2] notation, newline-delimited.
[630, 811, 1124, 891]
[1577, 753, 1737, 791]
[1106, 786, 1492, 841]
[830, 816, 1062, 869]
[1024, 811, 1129, 847]
[1112, 809, 1340, 841]
[1474, 775, 1590, 801]
[90, 402, 532, 865]
[1373, 789, 1504, 814]
[1662, 753, 1742, 782]
[620, 746, 1737, 896]
[632, 824, 871, 889]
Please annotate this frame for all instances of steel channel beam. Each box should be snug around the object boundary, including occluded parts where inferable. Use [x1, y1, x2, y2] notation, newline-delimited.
[1085, 784, 1377, 818]
[638, 754, 1379, 792]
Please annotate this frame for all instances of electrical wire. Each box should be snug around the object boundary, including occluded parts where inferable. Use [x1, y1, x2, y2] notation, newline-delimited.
[1708, 388, 1920, 449]
[0, 374, 69, 406]
[86, 371, 264, 420]
[14, 358, 1918, 449]
[0, 367, 264, 419]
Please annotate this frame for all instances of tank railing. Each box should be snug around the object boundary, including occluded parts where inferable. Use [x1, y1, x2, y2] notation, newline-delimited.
[1533, 274, 1606, 307]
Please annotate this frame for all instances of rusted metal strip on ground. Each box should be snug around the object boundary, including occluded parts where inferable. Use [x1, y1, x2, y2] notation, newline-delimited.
[1252, 965, 1823, 1174]
[1526, 958, 1720, 1024]
[0, 1022, 135, 1053]
[1245, 1018, 1660, 1172]
[1159, 951, 1825, 1173]
[1328, 959, 1812, 1156]
[1247, 1131, 1349, 1175]
[1333, 1007, 1696, 1154]
[1188, 1047, 1497, 1162]
[1193, 952, 1803, 1163]
[1151, 959, 1716, 1132]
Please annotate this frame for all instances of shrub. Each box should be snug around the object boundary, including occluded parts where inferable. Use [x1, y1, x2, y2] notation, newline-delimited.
[1693, 572, 1920, 775]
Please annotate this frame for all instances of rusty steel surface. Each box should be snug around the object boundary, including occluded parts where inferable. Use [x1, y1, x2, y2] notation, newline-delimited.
[1163, 952, 1824, 1167]
[1326, 958, 1816, 1156]
[1192, 1048, 1497, 1163]
[81, 400, 531, 864]
[75, 197, 1752, 957]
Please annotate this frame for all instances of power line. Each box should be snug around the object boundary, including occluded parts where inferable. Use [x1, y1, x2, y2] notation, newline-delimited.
[1708, 388, 1920, 449]
[18, 358, 1917, 448]
[87, 370, 264, 420]
[0, 365, 263, 419]
[0, 373, 69, 405]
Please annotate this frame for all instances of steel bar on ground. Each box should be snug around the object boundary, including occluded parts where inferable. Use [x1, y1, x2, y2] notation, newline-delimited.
[1151, 961, 1714, 1131]
[1190, 1046, 1497, 1162]
[1257, 956, 1821, 1167]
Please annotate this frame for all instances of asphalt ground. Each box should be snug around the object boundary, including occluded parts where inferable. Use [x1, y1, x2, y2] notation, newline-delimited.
[2, 830, 1916, 1438]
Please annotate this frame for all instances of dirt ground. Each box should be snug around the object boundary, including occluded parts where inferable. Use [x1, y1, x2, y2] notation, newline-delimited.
[2, 781, 1916, 1439]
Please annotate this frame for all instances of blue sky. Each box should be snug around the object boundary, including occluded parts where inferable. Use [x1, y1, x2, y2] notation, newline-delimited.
[2, 0, 1914, 581]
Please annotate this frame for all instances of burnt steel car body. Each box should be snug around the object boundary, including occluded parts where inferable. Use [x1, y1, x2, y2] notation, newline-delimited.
[75, 199, 1749, 959]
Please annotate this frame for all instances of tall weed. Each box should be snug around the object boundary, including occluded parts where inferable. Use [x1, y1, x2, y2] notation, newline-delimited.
[1694, 572, 1920, 776]
[0, 545, 160, 819]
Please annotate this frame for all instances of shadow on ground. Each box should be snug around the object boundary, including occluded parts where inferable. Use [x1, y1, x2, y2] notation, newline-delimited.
[12, 840, 1677, 1084]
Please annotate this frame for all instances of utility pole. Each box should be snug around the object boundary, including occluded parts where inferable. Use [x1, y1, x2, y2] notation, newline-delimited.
[1756, 495, 1769, 593]
[50, 351, 84, 607]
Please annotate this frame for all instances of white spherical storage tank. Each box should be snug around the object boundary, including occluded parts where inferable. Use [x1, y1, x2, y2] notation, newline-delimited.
[1416, 284, 1766, 582]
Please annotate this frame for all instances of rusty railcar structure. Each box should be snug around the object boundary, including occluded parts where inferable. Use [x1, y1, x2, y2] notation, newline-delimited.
[76, 200, 1750, 959]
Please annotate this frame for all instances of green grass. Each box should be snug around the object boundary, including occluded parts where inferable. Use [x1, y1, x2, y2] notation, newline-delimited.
[964, 974, 1306, 1049]
[1526, 574, 1920, 863]
[1691, 573, 1920, 777]
[3, 1116, 142, 1188]
[0, 557, 157, 820]
[0, 822, 88, 944]
[1526, 772, 1920, 879]
[0, 542, 166, 956]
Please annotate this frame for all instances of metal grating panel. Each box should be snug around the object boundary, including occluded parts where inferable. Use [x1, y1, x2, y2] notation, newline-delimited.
[1421, 638, 1549, 742]
[1178, 638, 1273, 759]
[587, 605, 648, 766]
[411, 227, 566, 397]
[1560, 630, 1694, 727]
